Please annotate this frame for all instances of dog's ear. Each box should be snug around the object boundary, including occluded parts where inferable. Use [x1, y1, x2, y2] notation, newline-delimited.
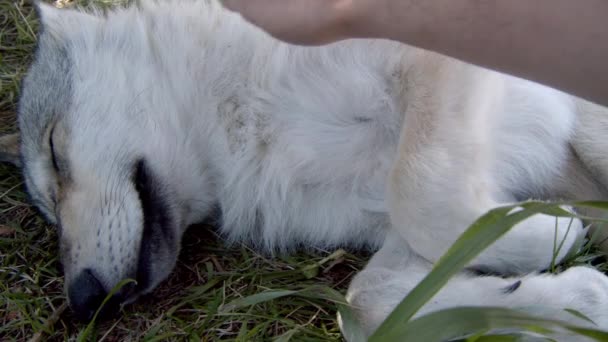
[0, 133, 21, 167]
[35, 1, 100, 41]
[36, 1, 70, 30]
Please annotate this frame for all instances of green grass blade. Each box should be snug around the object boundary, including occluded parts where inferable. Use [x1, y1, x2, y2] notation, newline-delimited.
[273, 328, 298, 342]
[377, 306, 608, 342]
[563, 308, 598, 326]
[76, 278, 136, 342]
[220, 290, 298, 313]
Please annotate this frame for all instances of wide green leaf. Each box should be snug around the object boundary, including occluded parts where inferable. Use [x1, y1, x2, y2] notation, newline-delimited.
[383, 306, 608, 342]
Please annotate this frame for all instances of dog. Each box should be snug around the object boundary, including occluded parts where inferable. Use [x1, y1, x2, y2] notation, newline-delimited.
[2, 0, 608, 339]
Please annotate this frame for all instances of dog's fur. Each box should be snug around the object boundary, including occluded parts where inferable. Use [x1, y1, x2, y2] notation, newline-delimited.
[3, 0, 608, 339]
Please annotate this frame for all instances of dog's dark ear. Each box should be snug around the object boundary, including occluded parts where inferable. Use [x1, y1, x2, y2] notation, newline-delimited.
[0, 133, 21, 167]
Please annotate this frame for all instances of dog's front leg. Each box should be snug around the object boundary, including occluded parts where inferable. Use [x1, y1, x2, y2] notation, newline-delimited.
[343, 231, 608, 341]
[389, 64, 584, 274]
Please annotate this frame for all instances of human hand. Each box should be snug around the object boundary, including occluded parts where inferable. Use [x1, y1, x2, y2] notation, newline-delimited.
[221, 0, 363, 45]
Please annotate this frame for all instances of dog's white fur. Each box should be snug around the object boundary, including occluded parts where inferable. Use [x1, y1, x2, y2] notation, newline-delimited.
[5, 0, 608, 339]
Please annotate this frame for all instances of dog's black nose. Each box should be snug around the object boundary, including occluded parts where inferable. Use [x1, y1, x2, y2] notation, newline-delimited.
[68, 269, 120, 322]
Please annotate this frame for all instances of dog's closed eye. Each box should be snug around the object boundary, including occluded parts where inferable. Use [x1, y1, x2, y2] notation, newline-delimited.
[49, 126, 70, 177]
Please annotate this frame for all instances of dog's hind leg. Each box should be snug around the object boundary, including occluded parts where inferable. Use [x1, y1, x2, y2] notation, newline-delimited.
[573, 99, 608, 189]
[570, 99, 608, 252]
[343, 231, 608, 340]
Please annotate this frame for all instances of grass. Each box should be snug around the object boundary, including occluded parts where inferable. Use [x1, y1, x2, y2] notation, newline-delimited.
[1, 1, 608, 341]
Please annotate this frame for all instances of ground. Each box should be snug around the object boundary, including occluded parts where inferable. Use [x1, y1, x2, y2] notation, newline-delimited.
[0, 1, 367, 340]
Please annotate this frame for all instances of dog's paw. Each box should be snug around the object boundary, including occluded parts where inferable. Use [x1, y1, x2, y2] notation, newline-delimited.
[342, 265, 608, 341]
[471, 208, 586, 274]
[553, 266, 608, 327]
[523, 210, 586, 266]
[343, 267, 411, 339]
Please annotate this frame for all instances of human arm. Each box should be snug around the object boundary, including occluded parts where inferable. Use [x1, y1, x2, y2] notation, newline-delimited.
[222, 0, 608, 106]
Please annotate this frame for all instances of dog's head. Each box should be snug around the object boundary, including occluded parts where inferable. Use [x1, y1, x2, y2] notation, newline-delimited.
[0, 3, 215, 321]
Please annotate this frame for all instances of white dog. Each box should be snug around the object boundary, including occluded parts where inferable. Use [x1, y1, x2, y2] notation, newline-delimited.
[1, 0, 608, 339]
